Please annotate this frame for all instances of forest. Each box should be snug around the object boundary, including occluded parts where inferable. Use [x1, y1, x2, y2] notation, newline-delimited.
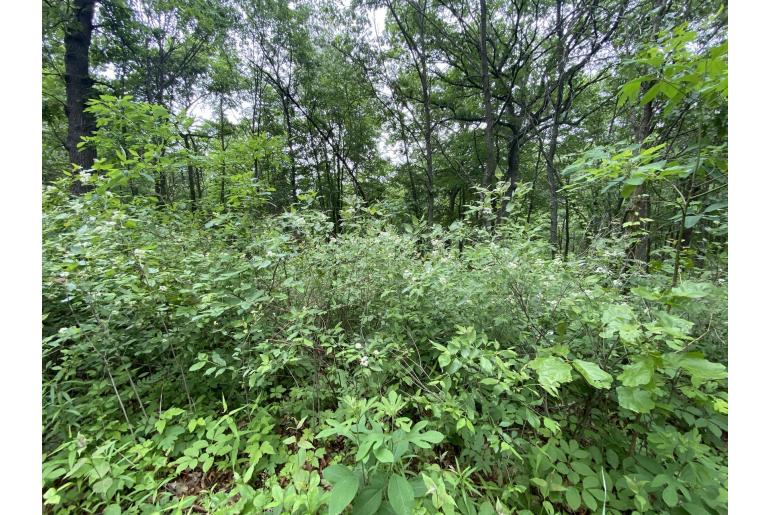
[42, 0, 727, 513]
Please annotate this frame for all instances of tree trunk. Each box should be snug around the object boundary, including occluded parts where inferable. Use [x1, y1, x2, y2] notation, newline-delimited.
[282, 96, 298, 204]
[182, 134, 197, 212]
[64, 0, 97, 195]
[479, 0, 496, 195]
[624, 0, 665, 267]
[497, 118, 521, 222]
[417, 4, 434, 225]
[219, 95, 227, 207]
[624, 94, 653, 265]
[545, 0, 565, 255]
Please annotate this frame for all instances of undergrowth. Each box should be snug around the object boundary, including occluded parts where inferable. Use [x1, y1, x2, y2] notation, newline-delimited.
[42, 186, 727, 514]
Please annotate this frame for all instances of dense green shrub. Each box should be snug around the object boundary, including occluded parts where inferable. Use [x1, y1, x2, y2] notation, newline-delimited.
[43, 181, 726, 514]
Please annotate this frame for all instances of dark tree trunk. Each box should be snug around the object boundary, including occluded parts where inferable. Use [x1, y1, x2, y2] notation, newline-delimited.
[417, 4, 434, 225]
[182, 134, 197, 212]
[527, 146, 543, 224]
[563, 175, 570, 259]
[624, 93, 654, 265]
[64, 0, 97, 195]
[400, 123, 421, 218]
[479, 0, 496, 195]
[497, 119, 521, 222]
[545, 0, 565, 256]
[624, 0, 665, 267]
[281, 96, 298, 204]
[448, 187, 458, 222]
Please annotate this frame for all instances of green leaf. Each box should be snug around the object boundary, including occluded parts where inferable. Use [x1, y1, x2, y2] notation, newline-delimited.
[583, 489, 598, 511]
[411, 429, 443, 447]
[572, 462, 594, 476]
[326, 464, 360, 515]
[631, 286, 662, 301]
[92, 477, 113, 495]
[640, 82, 661, 105]
[617, 386, 655, 413]
[684, 214, 703, 229]
[211, 351, 226, 366]
[543, 417, 560, 435]
[103, 504, 122, 515]
[529, 356, 573, 396]
[388, 474, 414, 515]
[618, 357, 655, 387]
[565, 487, 582, 510]
[662, 484, 679, 507]
[353, 486, 384, 515]
[572, 360, 613, 389]
[189, 361, 206, 372]
[675, 354, 727, 385]
[703, 201, 727, 213]
[374, 446, 394, 463]
[670, 281, 710, 299]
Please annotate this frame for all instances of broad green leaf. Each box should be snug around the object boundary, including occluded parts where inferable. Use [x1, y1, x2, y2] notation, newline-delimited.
[388, 474, 414, 515]
[582, 489, 598, 511]
[325, 463, 355, 485]
[478, 501, 496, 515]
[684, 214, 703, 229]
[529, 356, 573, 396]
[675, 354, 727, 385]
[374, 445, 394, 463]
[326, 464, 360, 515]
[624, 174, 645, 186]
[211, 351, 226, 366]
[188, 361, 206, 371]
[92, 478, 113, 495]
[572, 360, 613, 389]
[662, 484, 679, 507]
[640, 82, 661, 105]
[565, 487, 581, 511]
[631, 286, 662, 301]
[618, 357, 655, 387]
[617, 386, 655, 413]
[353, 486, 383, 515]
[670, 281, 710, 299]
[572, 462, 594, 476]
[543, 417, 560, 434]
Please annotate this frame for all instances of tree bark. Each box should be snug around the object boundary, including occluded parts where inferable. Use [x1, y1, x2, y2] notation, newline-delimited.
[479, 0, 496, 195]
[545, 0, 565, 255]
[64, 0, 97, 195]
[182, 134, 197, 212]
[282, 95, 298, 204]
[624, 92, 653, 265]
[417, 3, 434, 225]
[497, 118, 521, 222]
[624, 0, 666, 267]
